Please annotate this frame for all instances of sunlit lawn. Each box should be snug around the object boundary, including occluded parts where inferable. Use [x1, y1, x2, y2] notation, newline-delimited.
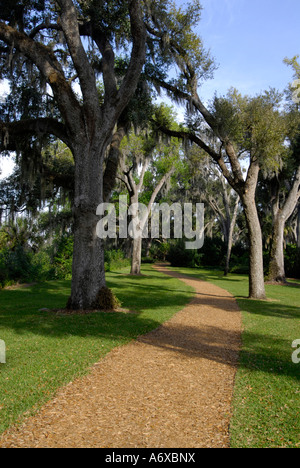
[168, 266, 300, 448]
[0, 264, 193, 435]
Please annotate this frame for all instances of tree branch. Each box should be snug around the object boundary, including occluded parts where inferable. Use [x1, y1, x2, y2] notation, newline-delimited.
[114, 0, 147, 117]
[282, 164, 300, 221]
[154, 121, 237, 189]
[0, 118, 69, 151]
[56, 0, 98, 116]
[93, 32, 118, 102]
[29, 22, 62, 39]
[0, 21, 81, 129]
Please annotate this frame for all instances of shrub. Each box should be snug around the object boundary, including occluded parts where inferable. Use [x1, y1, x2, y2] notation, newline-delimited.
[141, 256, 155, 264]
[32, 250, 55, 281]
[104, 249, 130, 272]
[149, 242, 171, 261]
[166, 239, 201, 268]
[0, 246, 43, 287]
[230, 253, 249, 274]
[53, 235, 74, 280]
[200, 237, 226, 267]
[285, 244, 300, 279]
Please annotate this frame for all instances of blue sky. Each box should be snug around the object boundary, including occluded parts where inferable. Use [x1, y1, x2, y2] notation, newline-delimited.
[182, 0, 300, 101]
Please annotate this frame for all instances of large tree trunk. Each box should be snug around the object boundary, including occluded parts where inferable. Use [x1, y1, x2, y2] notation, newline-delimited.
[268, 215, 286, 283]
[131, 236, 142, 276]
[67, 139, 106, 310]
[129, 192, 143, 276]
[242, 194, 266, 300]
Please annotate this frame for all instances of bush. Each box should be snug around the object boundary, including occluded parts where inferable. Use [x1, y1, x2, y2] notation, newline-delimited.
[32, 250, 55, 281]
[104, 249, 131, 272]
[149, 242, 171, 261]
[53, 235, 74, 280]
[200, 237, 226, 268]
[0, 245, 47, 287]
[230, 253, 249, 274]
[166, 239, 201, 268]
[141, 256, 155, 264]
[285, 244, 300, 279]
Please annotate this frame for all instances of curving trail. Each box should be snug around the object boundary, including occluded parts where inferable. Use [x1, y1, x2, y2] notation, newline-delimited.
[0, 265, 242, 448]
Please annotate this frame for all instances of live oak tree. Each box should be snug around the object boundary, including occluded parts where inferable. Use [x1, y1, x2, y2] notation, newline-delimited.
[0, 0, 148, 309]
[1, 0, 205, 309]
[265, 57, 300, 282]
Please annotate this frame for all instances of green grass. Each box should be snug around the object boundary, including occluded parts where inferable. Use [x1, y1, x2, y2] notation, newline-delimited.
[168, 266, 300, 448]
[0, 264, 193, 435]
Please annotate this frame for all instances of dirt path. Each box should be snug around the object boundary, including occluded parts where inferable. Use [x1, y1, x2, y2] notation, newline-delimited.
[0, 265, 242, 448]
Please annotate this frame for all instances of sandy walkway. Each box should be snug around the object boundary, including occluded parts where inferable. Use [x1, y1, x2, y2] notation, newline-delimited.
[0, 265, 241, 448]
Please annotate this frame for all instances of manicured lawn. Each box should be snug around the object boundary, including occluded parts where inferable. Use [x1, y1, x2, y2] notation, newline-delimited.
[0, 265, 193, 435]
[168, 266, 300, 448]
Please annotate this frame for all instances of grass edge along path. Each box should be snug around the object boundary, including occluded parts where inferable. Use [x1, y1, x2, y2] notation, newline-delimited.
[167, 266, 300, 449]
[0, 264, 194, 436]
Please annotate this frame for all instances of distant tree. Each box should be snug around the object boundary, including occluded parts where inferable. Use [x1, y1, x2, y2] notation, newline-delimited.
[119, 121, 178, 275]
[187, 147, 240, 275]
[266, 123, 300, 283]
[155, 87, 287, 299]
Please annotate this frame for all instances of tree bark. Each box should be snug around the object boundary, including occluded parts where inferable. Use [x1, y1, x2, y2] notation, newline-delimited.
[268, 215, 286, 283]
[242, 193, 266, 299]
[67, 138, 106, 309]
[131, 236, 142, 276]
[224, 195, 240, 276]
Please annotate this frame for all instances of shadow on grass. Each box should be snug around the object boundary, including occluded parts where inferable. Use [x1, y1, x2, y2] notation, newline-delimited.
[1, 267, 299, 383]
[139, 322, 299, 382]
[236, 297, 300, 320]
[0, 272, 193, 343]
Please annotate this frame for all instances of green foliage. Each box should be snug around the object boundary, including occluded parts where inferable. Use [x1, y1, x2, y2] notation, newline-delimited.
[52, 235, 74, 280]
[284, 244, 300, 279]
[200, 237, 226, 267]
[0, 219, 51, 287]
[149, 241, 171, 261]
[0, 245, 52, 287]
[166, 239, 201, 268]
[211, 88, 289, 177]
[104, 249, 130, 272]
